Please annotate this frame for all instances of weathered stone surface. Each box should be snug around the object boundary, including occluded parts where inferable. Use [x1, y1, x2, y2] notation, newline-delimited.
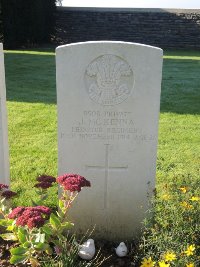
[56, 41, 163, 240]
[0, 43, 9, 185]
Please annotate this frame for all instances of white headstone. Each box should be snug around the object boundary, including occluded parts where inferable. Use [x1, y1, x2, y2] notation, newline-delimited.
[0, 44, 9, 185]
[56, 41, 163, 240]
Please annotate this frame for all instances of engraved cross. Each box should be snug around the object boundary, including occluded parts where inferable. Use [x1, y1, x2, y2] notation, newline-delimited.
[86, 144, 128, 209]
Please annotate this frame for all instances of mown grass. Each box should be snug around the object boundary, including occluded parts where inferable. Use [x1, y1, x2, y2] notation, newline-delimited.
[4, 49, 200, 207]
[3, 50, 200, 235]
[144, 52, 200, 266]
[4, 50, 58, 207]
[3, 49, 200, 265]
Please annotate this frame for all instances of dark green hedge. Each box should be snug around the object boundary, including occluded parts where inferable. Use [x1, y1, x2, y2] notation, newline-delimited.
[0, 1, 3, 42]
[1, 0, 56, 48]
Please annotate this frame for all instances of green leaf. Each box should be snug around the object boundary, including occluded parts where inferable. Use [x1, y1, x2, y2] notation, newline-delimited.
[45, 246, 53, 255]
[34, 242, 49, 251]
[10, 255, 28, 264]
[23, 241, 31, 248]
[42, 225, 52, 235]
[18, 228, 28, 243]
[58, 222, 74, 234]
[61, 221, 74, 229]
[59, 199, 64, 210]
[10, 246, 28, 255]
[57, 210, 64, 219]
[31, 199, 41, 206]
[0, 233, 18, 241]
[0, 219, 14, 227]
[6, 225, 14, 231]
[49, 213, 61, 229]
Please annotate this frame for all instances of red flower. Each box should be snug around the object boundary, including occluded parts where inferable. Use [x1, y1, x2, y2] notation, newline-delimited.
[16, 215, 27, 227]
[63, 178, 82, 192]
[57, 174, 91, 192]
[34, 182, 53, 189]
[8, 206, 51, 229]
[1, 190, 17, 199]
[33, 206, 52, 215]
[36, 175, 56, 184]
[21, 209, 43, 219]
[8, 207, 25, 219]
[27, 216, 45, 229]
[0, 184, 9, 191]
[54, 245, 62, 255]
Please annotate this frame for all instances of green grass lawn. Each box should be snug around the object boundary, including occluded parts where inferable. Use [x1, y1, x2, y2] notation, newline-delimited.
[4, 50, 58, 206]
[4, 49, 200, 207]
[3, 49, 200, 265]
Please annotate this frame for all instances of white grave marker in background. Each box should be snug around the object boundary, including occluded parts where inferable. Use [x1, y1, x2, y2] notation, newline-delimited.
[0, 43, 9, 185]
[56, 41, 163, 240]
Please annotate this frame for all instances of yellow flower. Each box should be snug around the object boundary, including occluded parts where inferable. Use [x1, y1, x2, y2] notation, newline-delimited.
[190, 196, 200, 201]
[184, 245, 195, 256]
[162, 194, 171, 200]
[164, 252, 176, 262]
[140, 257, 155, 267]
[179, 186, 188, 193]
[186, 263, 195, 267]
[158, 261, 170, 267]
[181, 201, 193, 209]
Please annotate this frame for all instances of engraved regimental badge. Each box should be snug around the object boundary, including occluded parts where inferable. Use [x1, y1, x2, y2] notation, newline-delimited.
[85, 54, 134, 106]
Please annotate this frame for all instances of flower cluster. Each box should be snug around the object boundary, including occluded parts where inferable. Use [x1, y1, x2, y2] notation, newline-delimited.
[158, 261, 169, 267]
[164, 252, 176, 262]
[180, 201, 193, 210]
[36, 175, 56, 183]
[57, 173, 91, 192]
[0, 173, 91, 266]
[34, 174, 56, 190]
[184, 245, 195, 256]
[190, 196, 200, 201]
[140, 245, 197, 267]
[0, 184, 9, 191]
[179, 186, 188, 193]
[140, 257, 155, 267]
[1, 190, 17, 199]
[8, 206, 51, 229]
[0, 184, 17, 199]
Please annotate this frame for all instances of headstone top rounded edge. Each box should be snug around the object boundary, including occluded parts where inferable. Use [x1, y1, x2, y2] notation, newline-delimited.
[56, 41, 163, 54]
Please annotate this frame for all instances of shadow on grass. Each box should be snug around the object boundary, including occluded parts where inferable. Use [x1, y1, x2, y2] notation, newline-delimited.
[5, 52, 56, 105]
[4, 50, 200, 114]
[161, 57, 200, 115]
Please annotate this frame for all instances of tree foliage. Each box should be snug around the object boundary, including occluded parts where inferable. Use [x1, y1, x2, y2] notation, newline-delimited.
[0, 1, 3, 42]
[1, 0, 57, 48]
